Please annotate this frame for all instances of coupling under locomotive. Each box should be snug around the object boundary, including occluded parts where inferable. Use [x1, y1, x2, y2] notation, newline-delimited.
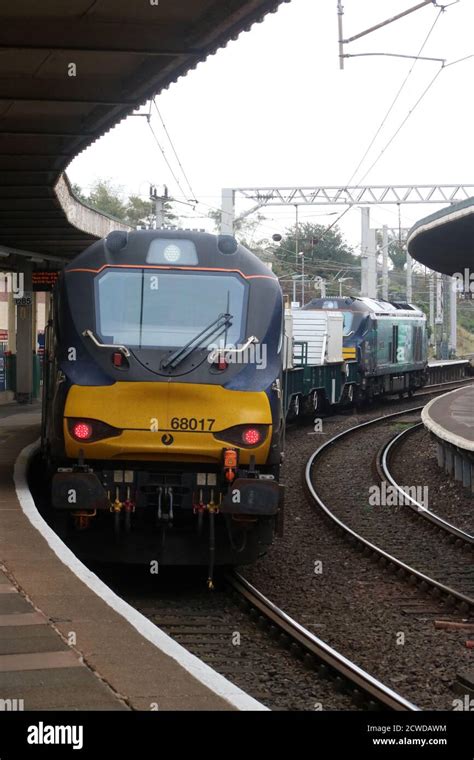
[42, 230, 284, 582]
[303, 296, 428, 399]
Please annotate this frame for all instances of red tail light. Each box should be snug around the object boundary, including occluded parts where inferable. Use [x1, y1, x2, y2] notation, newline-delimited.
[213, 424, 268, 448]
[67, 418, 122, 443]
[210, 352, 228, 371]
[242, 427, 261, 445]
[111, 351, 129, 369]
[72, 422, 92, 440]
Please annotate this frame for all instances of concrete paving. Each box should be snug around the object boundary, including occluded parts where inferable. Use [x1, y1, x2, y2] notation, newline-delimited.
[0, 566, 126, 710]
[422, 385, 474, 451]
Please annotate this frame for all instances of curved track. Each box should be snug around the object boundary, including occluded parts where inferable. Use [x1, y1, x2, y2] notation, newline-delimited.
[305, 406, 474, 611]
[379, 422, 474, 546]
[229, 572, 418, 711]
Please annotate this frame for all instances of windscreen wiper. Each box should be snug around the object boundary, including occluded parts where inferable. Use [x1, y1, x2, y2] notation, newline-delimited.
[161, 313, 233, 370]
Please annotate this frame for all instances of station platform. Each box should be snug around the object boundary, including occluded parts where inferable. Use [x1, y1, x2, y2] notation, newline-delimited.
[0, 404, 262, 712]
[422, 386, 474, 492]
[427, 359, 471, 368]
[426, 359, 471, 384]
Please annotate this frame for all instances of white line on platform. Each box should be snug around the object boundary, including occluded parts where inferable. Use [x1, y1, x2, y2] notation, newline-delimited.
[14, 439, 268, 712]
[422, 386, 474, 451]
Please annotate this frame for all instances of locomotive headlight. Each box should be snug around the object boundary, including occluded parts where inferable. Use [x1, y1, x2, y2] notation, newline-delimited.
[163, 244, 181, 263]
[147, 238, 198, 265]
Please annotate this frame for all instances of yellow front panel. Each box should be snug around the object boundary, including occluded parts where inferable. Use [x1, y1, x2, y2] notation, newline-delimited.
[64, 382, 272, 464]
[342, 348, 356, 359]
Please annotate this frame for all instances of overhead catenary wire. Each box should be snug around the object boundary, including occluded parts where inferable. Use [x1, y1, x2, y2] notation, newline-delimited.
[167, 193, 375, 245]
[444, 52, 474, 67]
[350, 3, 472, 186]
[143, 3, 455, 251]
[356, 64, 444, 184]
[139, 193, 409, 280]
[152, 99, 198, 203]
[162, 198, 417, 243]
[147, 118, 189, 200]
[344, 52, 445, 63]
[347, 6, 445, 187]
[168, 179, 359, 255]
[223, 207, 359, 259]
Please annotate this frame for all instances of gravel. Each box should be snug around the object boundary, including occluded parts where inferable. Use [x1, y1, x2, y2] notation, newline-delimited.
[243, 402, 474, 711]
[311, 415, 473, 598]
[389, 425, 474, 537]
[95, 565, 361, 711]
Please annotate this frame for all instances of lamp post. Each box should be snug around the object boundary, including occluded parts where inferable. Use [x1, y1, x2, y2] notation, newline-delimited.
[298, 251, 305, 306]
[294, 205, 299, 266]
[292, 274, 303, 305]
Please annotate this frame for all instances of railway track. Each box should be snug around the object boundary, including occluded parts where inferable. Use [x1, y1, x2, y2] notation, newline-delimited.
[28, 445, 418, 713]
[304, 406, 474, 612]
[227, 572, 417, 711]
[106, 564, 418, 712]
[378, 422, 474, 547]
[29, 375, 474, 712]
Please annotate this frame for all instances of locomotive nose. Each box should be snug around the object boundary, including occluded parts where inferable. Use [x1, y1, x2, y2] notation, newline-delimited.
[63, 381, 273, 465]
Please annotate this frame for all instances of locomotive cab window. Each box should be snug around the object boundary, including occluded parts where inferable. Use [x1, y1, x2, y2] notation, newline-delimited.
[342, 311, 353, 336]
[95, 269, 247, 349]
[342, 311, 364, 336]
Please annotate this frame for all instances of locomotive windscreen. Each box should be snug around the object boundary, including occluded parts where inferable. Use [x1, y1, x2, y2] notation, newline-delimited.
[94, 269, 247, 348]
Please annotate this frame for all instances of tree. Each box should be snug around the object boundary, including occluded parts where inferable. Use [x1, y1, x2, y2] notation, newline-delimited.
[376, 229, 407, 272]
[125, 195, 155, 228]
[273, 222, 359, 294]
[208, 208, 276, 268]
[388, 239, 407, 272]
[87, 179, 127, 220]
[208, 208, 267, 243]
[72, 180, 180, 227]
[71, 183, 88, 203]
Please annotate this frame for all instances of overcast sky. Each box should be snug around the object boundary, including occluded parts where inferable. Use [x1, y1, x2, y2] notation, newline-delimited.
[68, 0, 474, 249]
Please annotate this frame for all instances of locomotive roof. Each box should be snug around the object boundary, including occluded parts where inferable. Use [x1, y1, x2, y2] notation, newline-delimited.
[65, 229, 277, 280]
[303, 296, 425, 318]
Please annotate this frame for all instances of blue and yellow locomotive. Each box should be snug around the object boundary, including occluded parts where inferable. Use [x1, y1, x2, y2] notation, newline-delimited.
[303, 296, 428, 400]
[42, 230, 284, 582]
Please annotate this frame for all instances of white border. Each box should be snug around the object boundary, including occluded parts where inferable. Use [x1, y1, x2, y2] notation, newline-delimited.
[407, 201, 474, 248]
[422, 386, 474, 452]
[14, 439, 268, 711]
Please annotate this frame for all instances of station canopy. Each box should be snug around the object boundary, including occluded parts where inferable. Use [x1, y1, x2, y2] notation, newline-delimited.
[407, 196, 474, 276]
[0, 0, 287, 264]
